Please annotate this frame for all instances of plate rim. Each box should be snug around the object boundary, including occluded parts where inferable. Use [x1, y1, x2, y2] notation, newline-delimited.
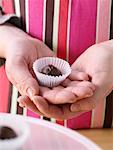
[0, 113, 102, 150]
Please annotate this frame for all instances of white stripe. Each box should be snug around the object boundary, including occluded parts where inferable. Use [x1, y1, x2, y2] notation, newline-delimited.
[64, 120, 67, 127]
[51, 118, 56, 123]
[14, 0, 20, 17]
[91, 109, 95, 128]
[42, 0, 46, 42]
[10, 86, 18, 114]
[52, 0, 60, 54]
[50, 0, 60, 123]
[66, 0, 72, 61]
[0, 0, 2, 7]
[40, 116, 43, 120]
[23, 108, 27, 116]
[25, 0, 29, 32]
[102, 98, 106, 125]
[91, 98, 106, 128]
[95, 0, 100, 43]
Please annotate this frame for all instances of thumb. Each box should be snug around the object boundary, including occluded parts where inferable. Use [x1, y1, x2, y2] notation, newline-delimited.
[6, 59, 39, 99]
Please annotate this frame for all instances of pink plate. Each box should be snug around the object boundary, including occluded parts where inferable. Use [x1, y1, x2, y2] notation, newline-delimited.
[0, 113, 101, 150]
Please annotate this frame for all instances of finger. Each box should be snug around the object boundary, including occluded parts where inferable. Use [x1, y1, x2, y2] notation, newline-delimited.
[53, 86, 64, 90]
[77, 81, 95, 91]
[61, 78, 79, 87]
[6, 58, 39, 99]
[32, 95, 64, 119]
[63, 80, 95, 91]
[69, 70, 89, 81]
[62, 104, 86, 120]
[34, 97, 84, 120]
[17, 96, 43, 116]
[64, 86, 93, 99]
[70, 92, 100, 112]
[40, 86, 76, 104]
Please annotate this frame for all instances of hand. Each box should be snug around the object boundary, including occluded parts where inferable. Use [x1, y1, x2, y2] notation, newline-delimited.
[3, 26, 54, 115]
[69, 40, 113, 113]
[3, 26, 94, 117]
[18, 70, 95, 119]
[19, 37, 113, 121]
[21, 40, 113, 120]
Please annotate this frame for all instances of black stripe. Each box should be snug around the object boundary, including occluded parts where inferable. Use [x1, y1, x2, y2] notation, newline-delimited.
[45, 0, 54, 50]
[43, 117, 51, 121]
[19, 0, 26, 31]
[103, 0, 113, 128]
[16, 92, 23, 115]
[110, 0, 113, 39]
[16, 102, 23, 115]
[103, 91, 113, 128]
[44, 0, 54, 121]
[7, 83, 12, 113]
[12, 0, 16, 13]
[0, 58, 5, 67]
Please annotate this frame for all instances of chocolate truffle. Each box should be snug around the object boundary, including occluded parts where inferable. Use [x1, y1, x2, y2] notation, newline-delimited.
[0, 126, 17, 140]
[41, 65, 62, 76]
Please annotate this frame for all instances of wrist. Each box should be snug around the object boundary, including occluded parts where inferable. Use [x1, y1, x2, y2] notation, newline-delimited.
[0, 24, 29, 58]
[98, 39, 113, 51]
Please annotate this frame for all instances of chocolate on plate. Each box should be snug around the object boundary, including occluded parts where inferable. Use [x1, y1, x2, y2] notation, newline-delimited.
[0, 126, 17, 140]
[41, 65, 62, 77]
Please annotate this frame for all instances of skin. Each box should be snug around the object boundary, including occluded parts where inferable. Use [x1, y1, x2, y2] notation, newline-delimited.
[1, 25, 113, 120]
[23, 41, 113, 120]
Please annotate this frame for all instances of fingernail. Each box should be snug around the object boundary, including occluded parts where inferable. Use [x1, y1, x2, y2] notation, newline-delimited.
[27, 88, 34, 98]
[71, 104, 81, 112]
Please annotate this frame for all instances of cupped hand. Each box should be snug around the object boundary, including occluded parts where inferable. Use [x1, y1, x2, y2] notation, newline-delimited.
[20, 40, 113, 120]
[3, 25, 95, 119]
[36, 40, 113, 119]
[18, 57, 95, 120]
[70, 40, 113, 113]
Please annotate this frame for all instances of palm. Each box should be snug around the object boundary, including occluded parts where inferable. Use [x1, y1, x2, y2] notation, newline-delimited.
[72, 44, 113, 97]
[5, 38, 54, 96]
[32, 43, 113, 119]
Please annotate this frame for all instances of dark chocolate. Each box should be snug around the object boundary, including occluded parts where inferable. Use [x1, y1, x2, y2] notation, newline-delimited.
[41, 65, 62, 76]
[0, 126, 17, 140]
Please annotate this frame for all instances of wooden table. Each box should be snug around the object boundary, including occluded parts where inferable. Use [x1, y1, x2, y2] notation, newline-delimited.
[78, 129, 113, 150]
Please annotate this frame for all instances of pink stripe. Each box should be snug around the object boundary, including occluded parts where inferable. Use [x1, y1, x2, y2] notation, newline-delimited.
[69, 0, 97, 64]
[27, 0, 44, 118]
[67, 112, 92, 129]
[96, 0, 111, 43]
[0, 66, 9, 112]
[2, 0, 14, 14]
[27, 110, 40, 118]
[29, 0, 44, 40]
[68, 0, 97, 129]
[57, 0, 69, 60]
[0, 1, 14, 113]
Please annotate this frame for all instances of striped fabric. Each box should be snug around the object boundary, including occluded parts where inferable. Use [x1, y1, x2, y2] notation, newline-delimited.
[0, 0, 113, 129]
